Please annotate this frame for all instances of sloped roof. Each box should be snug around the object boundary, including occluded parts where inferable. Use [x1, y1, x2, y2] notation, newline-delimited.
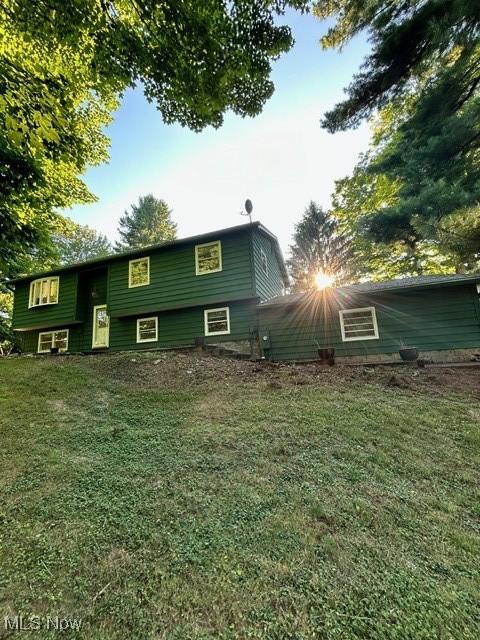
[9, 221, 289, 286]
[259, 273, 480, 308]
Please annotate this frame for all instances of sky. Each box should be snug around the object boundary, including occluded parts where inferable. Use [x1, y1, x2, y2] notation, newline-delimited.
[66, 9, 372, 256]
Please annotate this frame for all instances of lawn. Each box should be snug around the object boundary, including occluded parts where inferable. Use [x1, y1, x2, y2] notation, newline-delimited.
[0, 352, 479, 639]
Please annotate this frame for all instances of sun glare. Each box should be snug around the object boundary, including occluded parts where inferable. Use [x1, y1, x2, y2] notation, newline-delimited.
[314, 271, 334, 290]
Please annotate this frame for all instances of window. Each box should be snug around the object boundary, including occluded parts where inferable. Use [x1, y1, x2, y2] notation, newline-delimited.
[204, 307, 230, 336]
[129, 257, 150, 287]
[339, 307, 379, 342]
[37, 329, 69, 353]
[195, 241, 222, 275]
[137, 317, 158, 343]
[29, 277, 59, 308]
[260, 248, 268, 276]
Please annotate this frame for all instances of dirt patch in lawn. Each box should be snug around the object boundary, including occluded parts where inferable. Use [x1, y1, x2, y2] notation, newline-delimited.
[42, 349, 480, 400]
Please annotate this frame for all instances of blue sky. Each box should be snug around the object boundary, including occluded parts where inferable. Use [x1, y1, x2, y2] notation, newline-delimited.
[67, 9, 371, 255]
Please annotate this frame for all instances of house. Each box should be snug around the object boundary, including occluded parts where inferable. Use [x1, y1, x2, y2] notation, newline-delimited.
[257, 275, 480, 363]
[10, 221, 480, 363]
[10, 222, 288, 355]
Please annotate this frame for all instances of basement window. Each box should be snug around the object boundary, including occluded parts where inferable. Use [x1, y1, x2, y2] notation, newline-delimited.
[195, 241, 222, 275]
[204, 307, 230, 336]
[29, 277, 59, 308]
[129, 257, 150, 288]
[339, 307, 379, 342]
[260, 248, 268, 276]
[37, 329, 69, 353]
[137, 317, 158, 343]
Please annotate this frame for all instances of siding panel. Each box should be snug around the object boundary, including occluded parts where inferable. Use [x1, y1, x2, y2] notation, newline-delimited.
[258, 285, 480, 360]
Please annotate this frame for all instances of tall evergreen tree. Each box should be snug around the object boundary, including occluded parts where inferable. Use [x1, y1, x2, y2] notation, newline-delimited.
[287, 202, 355, 291]
[116, 195, 177, 250]
[315, 0, 480, 256]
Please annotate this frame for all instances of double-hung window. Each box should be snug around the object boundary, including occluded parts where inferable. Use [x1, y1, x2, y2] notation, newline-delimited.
[37, 329, 69, 353]
[136, 317, 158, 343]
[195, 241, 222, 275]
[204, 307, 230, 336]
[29, 277, 59, 308]
[339, 307, 379, 342]
[129, 257, 150, 287]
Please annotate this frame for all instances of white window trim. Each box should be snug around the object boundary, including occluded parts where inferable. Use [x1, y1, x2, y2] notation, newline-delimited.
[260, 248, 268, 276]
[339, 307, 379, 342]
[195, 240, 223, 276]
[29, 276, 59, 308]
[92, 304, 109, 349]
[37, 329, 69, 354]
[204, 307, 231, 336]
[136, 316, 158, 343]
[128, 256, 150, 288]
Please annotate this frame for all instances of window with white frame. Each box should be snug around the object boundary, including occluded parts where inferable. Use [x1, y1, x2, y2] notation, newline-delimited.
[136, 317, 158, 343]
[129, 257, 150, 287]
[260, 248, 268, 276]
[204, 307, 230, 336]
[339, 307, 379, 342]
[195, 241, 222, 275]
[29, 277, 59, 308]
[37, 329, 69, 353]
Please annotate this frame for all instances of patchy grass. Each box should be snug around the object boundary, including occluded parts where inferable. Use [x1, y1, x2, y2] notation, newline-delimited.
[0, 352, 479, 639]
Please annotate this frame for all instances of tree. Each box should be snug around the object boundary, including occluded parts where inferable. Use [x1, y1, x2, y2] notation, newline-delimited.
[315, 0, 480, 259]
[330, 159, 457, 279]
[54, 221, 112, 266]
[116, 195, 177, 250]
[1, 0, 309, 284]
[287, 202, 355, 291]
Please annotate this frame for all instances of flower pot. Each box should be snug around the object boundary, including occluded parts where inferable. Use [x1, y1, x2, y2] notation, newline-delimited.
[399, 347, 418, 362]
[50, 346, 59, 355]
[318, 347, 335, 365]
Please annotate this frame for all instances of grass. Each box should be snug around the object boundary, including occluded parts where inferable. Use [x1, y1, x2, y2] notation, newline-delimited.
[0, 352, 479, 639]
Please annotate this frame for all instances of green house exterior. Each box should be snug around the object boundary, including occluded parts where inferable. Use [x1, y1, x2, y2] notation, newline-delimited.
[10, 222, 480, 363]
[257, 275, 480, 363]
[11, 223, 288, 355]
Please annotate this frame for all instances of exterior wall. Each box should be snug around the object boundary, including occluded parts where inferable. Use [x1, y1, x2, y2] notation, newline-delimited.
[108, 299, 257, 352]
[12, 271, 79, 330]
[17, 299, 257, 354]
[107, 230, 254, 316]
[258, 284, 480, 361]
[251, 229, 285, 301]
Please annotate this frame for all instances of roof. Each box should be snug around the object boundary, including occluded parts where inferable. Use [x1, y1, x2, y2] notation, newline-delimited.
[9, 221, 289, 286]
[259, 273, 480, 308]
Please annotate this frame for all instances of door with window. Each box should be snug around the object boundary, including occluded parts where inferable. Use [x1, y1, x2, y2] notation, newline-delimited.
[92, 304, 109, 348]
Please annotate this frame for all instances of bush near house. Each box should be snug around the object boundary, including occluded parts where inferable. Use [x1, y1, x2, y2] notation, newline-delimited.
[0, 352, 479, 639]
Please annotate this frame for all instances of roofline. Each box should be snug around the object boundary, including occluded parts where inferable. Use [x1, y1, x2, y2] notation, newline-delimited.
[8, 221, 288, 285]
[258, 273, 480, 308]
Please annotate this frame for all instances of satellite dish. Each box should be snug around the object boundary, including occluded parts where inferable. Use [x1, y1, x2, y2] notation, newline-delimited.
[241, 198, 253, 223]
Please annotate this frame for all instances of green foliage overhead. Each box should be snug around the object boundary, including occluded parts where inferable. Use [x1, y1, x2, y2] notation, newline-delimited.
[315, 0, 480, 271]
[116, 195, 177, 250]
[53, 221, 112, 266]
[287, 201, 355, 291]
[1, 0, 309, 281]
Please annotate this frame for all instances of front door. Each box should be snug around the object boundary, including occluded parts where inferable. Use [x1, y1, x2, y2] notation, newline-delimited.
[92, 305, 109, 349]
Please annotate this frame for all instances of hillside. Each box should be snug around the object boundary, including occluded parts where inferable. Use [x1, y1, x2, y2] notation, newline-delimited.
[0, 352, 479, 639]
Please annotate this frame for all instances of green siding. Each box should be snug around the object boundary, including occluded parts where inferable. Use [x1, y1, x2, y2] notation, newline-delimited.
[107, 231, 254, 316]
[109, 300, 257, 351]
[258, 284, 480, 361]
[252, 230, 285, 301]
[12, 271, 78, 330]
[18, 300, 257, 354]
